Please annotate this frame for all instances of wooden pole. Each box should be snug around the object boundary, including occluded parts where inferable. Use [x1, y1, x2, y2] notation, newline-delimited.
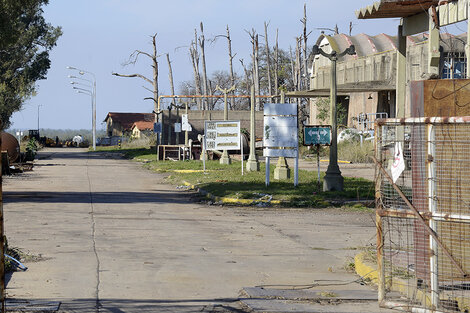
[0, 131, 5, 313]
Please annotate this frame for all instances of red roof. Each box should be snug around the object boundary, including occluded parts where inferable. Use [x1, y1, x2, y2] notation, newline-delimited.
[131, 121, 154, 131]
[104, 112, 154, 131]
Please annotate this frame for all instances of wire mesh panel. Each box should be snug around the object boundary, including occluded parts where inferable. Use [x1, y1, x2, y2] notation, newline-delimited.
[376, 117, 470, 313]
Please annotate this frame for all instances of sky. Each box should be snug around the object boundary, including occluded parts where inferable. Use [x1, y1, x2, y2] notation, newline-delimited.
[9, 0, 402, 131]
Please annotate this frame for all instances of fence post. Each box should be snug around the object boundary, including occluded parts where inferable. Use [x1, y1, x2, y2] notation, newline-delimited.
[427, 123, 439, 309]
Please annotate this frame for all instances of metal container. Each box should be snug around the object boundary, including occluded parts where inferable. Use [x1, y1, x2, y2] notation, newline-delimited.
[1, 132, 20, 163]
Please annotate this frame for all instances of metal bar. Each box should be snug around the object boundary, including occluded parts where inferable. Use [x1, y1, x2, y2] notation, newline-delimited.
[427, 124, 439, 308]
[372, 156, 468, 277]
[265, 157, 270, 187]
[377, 209, 470, 224]
[376, 211, 385, 303]
[376, 116, 470, 125]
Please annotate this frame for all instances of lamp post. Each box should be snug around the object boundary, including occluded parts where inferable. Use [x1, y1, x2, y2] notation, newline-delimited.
[311, 44, 355, 191]
[67, 66, 96, 151]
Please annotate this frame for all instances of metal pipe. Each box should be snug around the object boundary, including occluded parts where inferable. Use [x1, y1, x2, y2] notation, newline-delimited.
[427, 124, 438, 308]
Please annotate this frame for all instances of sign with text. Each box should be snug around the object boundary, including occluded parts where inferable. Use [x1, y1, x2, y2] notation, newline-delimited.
[204, 120, 240, 151]
[304, 125, 331, 145]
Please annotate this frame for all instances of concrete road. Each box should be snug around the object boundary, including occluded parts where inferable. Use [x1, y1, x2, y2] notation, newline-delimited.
[3, 148, 386, 312]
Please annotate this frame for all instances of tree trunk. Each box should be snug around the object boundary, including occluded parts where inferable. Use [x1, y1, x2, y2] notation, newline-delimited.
[240, 59, 252, 110]
[295, 37, 302, 92]
[199, 22, 209, 110]
[226, 25, 235, 109]
[289, 46, 296, 92]
[274, 29, 279, 97]
[249, 30, 261, 111]
[166, 53, 175, 97]
[295, 37, 302, 107]
[189, 41, 202, 110]
[302, 4, 309, 90]
[264, 22, 272, 101]
[150, 34, 159, 115]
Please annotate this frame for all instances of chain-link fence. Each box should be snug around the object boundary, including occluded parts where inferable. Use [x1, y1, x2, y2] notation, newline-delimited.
[375, 117, 470, 313]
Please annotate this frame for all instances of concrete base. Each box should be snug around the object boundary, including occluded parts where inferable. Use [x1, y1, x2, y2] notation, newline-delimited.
[219, 154, 231, 165]
[246, 160, 260, 172]
[323, 168, 344, 191]
[274, 166, 290, 180]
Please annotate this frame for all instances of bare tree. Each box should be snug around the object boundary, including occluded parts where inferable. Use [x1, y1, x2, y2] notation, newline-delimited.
[274, 29, 279, 96]
[199, 22, 210, 110]
[295, 37, 302, 92]
[112, 33, 160, 114]
[301, 4, 311, 90]
[264, 22, 273, 100]
[247, 29, 261, 110]
[239, 59, 252, 90]
[166, 53, 175, 97]
[210, 25, 237, 109]
[226, 25, 236, 109]
[189, 36, 202, 110]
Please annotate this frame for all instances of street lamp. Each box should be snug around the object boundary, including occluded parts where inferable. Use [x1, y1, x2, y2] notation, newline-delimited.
[67, 66, 97, 151]
[311, 44, 355, 191]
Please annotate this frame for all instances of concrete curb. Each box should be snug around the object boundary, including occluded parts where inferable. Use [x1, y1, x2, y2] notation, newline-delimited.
[182, 181, 283, 206]
[353, 252, 458, 309]
[354, 252, 379, 285]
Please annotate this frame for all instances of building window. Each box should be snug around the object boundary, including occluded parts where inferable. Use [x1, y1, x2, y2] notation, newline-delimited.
[442, 52, 467, 79]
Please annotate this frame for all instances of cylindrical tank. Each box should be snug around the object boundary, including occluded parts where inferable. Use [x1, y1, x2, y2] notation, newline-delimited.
[1, 132, 20, 163]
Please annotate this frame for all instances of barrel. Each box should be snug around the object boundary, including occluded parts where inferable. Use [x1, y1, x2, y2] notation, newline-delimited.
[1, 132, 20, 163]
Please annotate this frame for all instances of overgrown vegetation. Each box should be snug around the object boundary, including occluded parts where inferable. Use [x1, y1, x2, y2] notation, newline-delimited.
[304, 140, 374, 164]
[314, 97, 348, 126]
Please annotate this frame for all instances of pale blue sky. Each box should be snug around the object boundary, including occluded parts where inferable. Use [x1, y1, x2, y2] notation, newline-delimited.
[10, 0, 400, 130]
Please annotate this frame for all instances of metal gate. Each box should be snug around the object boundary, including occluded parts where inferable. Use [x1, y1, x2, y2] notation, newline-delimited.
[375, 117, 470, 313]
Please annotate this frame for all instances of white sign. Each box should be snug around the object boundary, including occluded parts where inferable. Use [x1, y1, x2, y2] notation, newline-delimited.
[264, 103, 297, 116]
[263, 116, 298, 147]
[204, 120, 240, 151]
[263, 103, 298, 158]
[174, 123, 181, 133]
[391, 142, 405, 183]
[182, 114, 192, 131]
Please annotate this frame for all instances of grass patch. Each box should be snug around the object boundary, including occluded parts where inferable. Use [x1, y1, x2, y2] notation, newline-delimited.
[97, 147, 375, 207]
[150, 159, 373, 207]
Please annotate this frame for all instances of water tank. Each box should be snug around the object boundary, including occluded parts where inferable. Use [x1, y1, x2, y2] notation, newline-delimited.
[1, 132, 20, 163]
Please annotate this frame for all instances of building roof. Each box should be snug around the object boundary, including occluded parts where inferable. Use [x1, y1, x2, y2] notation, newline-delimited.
[131, 121, 154, 131]
[313, 32, 465, 63]
[356, 0, 439, 19]
[104, 112, 154, 131]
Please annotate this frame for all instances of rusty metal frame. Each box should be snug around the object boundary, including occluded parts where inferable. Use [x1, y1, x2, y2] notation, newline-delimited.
[374, 116, 470, 312]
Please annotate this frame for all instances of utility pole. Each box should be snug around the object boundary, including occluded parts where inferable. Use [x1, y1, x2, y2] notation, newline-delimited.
[311, 44, 355, 191]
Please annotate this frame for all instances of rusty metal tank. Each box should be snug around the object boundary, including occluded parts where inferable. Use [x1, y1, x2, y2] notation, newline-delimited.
[1, 132, 20, 163]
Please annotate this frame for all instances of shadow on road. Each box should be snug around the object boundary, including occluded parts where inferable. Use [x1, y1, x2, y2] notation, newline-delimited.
[4, 191, 192, 204]
[7, 297, 244, 313]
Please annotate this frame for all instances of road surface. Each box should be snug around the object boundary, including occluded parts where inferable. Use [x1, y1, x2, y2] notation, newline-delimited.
[3, 148, 387, 312]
